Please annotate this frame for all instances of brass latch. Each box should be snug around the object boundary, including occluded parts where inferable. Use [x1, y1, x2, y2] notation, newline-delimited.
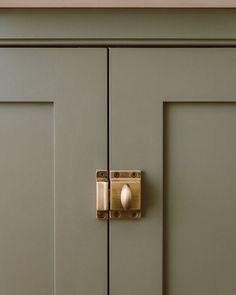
[96, 170, 141, 220]
[96, 171, 109, 220]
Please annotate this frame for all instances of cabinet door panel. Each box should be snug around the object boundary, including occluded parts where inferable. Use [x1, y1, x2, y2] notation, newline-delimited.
[0, 48, 107, 295]
[164, 102, 236, 295]
[110, 48, 236, 295]
[0, 102, 53, 294]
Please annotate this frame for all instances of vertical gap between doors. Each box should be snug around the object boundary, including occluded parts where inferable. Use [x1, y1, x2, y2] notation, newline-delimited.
[107, 47, 111, 295]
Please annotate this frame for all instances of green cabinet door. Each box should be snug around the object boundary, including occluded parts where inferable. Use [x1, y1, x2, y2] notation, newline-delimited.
[0, 48, 107, 295]
[110, 48, 236, 295]
[1, 45, 236, 295]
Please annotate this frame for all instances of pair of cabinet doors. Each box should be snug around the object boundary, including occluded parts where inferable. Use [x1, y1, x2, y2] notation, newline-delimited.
[0, 47, 235, 295]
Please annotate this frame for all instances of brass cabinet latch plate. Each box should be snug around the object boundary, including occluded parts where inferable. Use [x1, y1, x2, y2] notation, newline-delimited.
[96, 170, 141, 220]
[96, 170, 109, 220]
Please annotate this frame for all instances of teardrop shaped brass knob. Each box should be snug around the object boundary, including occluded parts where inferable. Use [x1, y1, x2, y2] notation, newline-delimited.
[120, 184, 132, 210]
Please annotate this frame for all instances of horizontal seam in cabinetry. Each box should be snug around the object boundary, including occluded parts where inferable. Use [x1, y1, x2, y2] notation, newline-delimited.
[1, 38, 236, 47]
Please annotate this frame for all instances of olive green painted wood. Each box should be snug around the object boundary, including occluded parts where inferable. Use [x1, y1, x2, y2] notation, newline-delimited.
[1, 9, 236, 40]
[0, 102, 53, 294]
[0, 48, 107, 295]
[164, 103, 236, 295]
[110, 48, 236, 295]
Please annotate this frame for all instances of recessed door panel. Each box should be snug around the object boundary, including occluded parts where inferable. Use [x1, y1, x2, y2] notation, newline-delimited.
[164, 102, 236, 295]
[0, 102, 53, 295]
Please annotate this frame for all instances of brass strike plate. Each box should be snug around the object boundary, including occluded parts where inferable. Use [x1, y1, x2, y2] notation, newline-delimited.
[96, 170, 141, 220]
[96, 170, 109, 220]
[110, 170, 141, 220]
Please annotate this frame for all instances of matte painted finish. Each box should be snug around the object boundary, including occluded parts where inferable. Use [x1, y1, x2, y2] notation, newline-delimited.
[1, 9, 236, 40]
[110, 49, 163, 295]
[110, 48, 236, 295]
[164, 103, 236, 295]
[0, 49, 107, 295]
[0, 103, 53, 295]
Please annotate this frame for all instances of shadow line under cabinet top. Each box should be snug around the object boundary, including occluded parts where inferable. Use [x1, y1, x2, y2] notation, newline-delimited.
[1, 0, 236, 8]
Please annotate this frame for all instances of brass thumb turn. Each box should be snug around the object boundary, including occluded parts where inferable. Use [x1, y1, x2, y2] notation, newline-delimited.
[120, 184, 132, 210]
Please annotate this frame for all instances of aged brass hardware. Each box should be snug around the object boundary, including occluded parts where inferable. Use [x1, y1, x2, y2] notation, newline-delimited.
[110, 170, 141, 219]
[96, 170, 109, 220]
[96, 170, 141, 220]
